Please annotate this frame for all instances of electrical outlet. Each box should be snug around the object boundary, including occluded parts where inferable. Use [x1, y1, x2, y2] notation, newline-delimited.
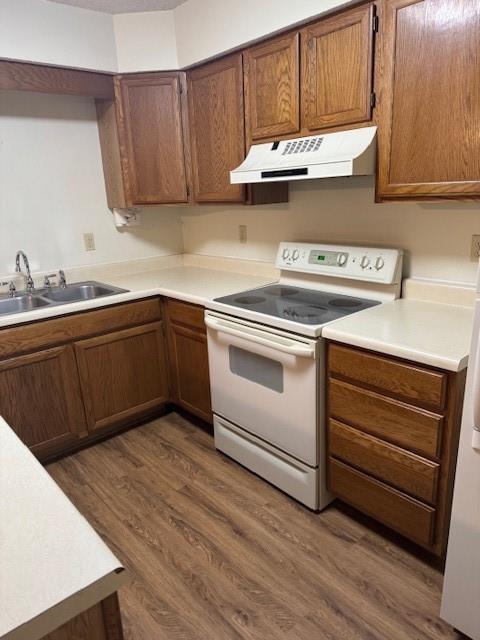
[239, 225, 247, 244]
[471, 235, 480, 261]
[83, 232, 96, 252]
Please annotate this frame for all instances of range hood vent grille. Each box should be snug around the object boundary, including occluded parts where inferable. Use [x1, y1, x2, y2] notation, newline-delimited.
[282, 137, 323, 155]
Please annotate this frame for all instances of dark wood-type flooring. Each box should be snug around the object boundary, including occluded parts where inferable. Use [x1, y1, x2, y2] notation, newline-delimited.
[47, 413, 462, 640]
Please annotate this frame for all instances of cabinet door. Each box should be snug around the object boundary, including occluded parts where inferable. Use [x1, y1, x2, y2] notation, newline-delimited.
[168, 323, 212, 423]
[377, 0, 480, 199]
[75, 322, 169, 432]
[244, 32, 300, 142]
[0, 346, 86, 458]
[301, 4, 375, 132]
[116, 73, 188, 205]
[166, 300, 212, 423]
[187, 54, 246, 202]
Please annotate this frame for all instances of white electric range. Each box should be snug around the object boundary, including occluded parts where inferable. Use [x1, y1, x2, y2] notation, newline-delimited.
[205, 242, 403, 510]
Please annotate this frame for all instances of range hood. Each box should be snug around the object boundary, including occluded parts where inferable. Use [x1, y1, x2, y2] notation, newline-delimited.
[231, 126, 377, 184]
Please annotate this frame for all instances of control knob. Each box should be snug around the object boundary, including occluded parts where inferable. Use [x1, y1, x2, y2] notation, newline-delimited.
[360, 255, 371, 269]
[375, 256, 385, 271]
[292, 249, 300, 261]
[282, 247, 291, 260]
[337, 252, 348, 267]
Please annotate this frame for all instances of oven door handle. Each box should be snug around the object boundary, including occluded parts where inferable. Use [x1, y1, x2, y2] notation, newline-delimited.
[205, 316, 316, 358]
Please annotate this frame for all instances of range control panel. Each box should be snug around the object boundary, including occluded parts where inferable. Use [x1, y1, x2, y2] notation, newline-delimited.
[276, 242, 403, 284]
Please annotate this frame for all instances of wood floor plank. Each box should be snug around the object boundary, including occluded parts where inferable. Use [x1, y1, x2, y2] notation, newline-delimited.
[47, 414, 461, 640]
[76, 459, 290, 639]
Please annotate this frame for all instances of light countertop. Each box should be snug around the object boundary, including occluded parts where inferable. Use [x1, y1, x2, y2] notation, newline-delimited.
[0, 263, 473, 371]
[0, 266, 276, 329]
[0, 418, 127, 640]
[322, 299, 473, 372]
[107, 266, 275, 304]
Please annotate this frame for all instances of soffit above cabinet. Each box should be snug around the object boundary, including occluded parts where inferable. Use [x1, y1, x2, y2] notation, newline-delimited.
[47, 0, 187, 13]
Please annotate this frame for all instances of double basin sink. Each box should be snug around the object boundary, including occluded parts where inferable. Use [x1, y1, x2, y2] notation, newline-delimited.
[0, 281, 129, 317]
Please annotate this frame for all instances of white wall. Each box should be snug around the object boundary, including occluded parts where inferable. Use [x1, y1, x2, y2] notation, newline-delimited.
[0, 90, 183, 276]
[173, 0, 353, 67]
[181, 178, 480, 285]
[0, 0, 117, 71]
[114, 10, 178, 72]
[1, 0, 352, 72]
[112, 0, 353, 71]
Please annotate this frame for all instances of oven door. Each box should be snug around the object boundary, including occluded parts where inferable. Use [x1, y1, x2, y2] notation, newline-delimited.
[205, 311, 319, 466]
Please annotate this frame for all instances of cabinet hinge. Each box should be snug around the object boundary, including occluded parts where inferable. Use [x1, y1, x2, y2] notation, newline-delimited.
[372, 14, 379, 33]
[370, 92, 377, 109]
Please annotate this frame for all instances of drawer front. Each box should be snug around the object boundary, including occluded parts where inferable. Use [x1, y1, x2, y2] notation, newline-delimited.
[329, 379, 443, 459]
[0, 298, 162, 359]
[328, 343, 447, 410]
[167, 299, 205, 331]
[329, 419, 439, 503]
[329, 458, 436, 548]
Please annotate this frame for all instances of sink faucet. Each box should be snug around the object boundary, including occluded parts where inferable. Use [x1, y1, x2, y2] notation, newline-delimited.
[15, 251, 35, 293]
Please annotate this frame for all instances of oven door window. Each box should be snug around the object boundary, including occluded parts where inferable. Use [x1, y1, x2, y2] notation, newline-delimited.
[229, 345, 284, 393]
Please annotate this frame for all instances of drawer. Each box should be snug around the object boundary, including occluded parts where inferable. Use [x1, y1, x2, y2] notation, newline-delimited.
[329, 419, 439, 503]
[0, 298, 162, 359]
[328, 343, 447, 411]
[328, 458, 436, 548]
[166, 299, 205, 331]
[329, 378, 443, 459]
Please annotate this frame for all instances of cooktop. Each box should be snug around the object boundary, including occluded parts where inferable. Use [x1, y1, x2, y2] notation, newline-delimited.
[214, 284, 379, 326]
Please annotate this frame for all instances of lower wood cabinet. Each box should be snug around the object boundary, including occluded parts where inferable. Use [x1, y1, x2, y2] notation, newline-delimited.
[0, 299, 167, 460]
[327, 342, 466, 556]
[0, 296, 213, 461]
[42, 593, 124, 640]
[165, 299, 212, 423]
[0, 345, 86, 459]
[75, 322, 169, 432]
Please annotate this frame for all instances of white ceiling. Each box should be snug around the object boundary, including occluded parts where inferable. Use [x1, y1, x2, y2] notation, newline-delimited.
[47, 0, 187, 13]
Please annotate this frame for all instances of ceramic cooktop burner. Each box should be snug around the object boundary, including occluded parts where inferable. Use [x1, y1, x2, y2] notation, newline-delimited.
[283, 305, 328, 323]
[328, 298, 363, 308]
[234, 296, 267, 305]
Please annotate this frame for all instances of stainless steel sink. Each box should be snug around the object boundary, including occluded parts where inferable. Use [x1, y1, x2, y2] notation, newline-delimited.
[41, 281, 128, 303]
[0, 295, 51, 316]
[0, 281, 129, 317]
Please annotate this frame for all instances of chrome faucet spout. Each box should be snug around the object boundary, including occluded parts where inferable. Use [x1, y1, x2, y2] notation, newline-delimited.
[15, 251, 35, 293]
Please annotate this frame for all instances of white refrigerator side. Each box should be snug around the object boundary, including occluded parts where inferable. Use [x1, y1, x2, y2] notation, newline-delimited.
[441, 297, 480, 640]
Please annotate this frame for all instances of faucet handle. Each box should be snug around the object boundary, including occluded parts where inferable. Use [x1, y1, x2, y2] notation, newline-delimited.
[58, 270, 67, 288]
[43, 273, 57, 289]
[0, 281, 17, 298]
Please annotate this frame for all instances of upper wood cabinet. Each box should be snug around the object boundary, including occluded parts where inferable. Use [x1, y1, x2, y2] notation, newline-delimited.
[97, 72, 189, 208]
[186, 54, 288, 204]
[187, 54, 246, 203]
[376, 0, 480, 199]
[244, 33, 300, 142]
[301, 4, 375, 132]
